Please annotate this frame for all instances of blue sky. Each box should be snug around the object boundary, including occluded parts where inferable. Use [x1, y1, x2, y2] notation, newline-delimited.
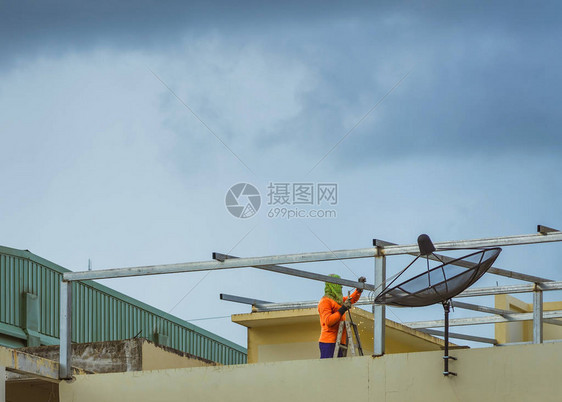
[1, 1, 561, 347]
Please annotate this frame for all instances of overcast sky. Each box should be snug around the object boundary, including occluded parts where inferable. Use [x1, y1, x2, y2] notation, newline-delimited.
[1, 1, 561, 348]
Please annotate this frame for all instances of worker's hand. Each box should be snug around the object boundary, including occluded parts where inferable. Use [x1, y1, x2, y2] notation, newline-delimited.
[338, 298, 352, 315]
[356, 276, 367, 293]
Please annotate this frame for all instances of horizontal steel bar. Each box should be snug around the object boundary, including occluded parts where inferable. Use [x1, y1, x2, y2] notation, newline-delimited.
[63, 247, 379, 281]
[406, 310, 562, 329]
[255, 282, 562, 310]
[255, 302, 314, 311]
[254, 296, 376, 311]
[380, 231, 562, 256]
[0, 345, 84, 382]
[487, 267, 551, 283]
[452, 301, 515, 316]
[456, 281, 562, 297]
[456, 284, 534, 297]
[497, 339, 562, 347]
[544, 318, 562, 327]
[418, 329, 498, 345]
[376, 239, 552, 283]
[214, 253, 374, 291]
[220, 294, 272, 306]
[63, 231, 562, 282]
[453, 301, 562, 327]
[249, 281, 562, 311]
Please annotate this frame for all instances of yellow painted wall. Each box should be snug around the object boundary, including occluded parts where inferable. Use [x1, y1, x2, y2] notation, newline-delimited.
[60, 342, 562, 402]
[234, 307, 451, 363]
[495, 295, 562, 343]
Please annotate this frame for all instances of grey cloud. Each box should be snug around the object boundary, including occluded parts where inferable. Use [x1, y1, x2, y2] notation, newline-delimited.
[1, 1, 369, 65]
[245, 17, 562, 170]
[5, 1, 560, 63]
[3, 1, 561, 180]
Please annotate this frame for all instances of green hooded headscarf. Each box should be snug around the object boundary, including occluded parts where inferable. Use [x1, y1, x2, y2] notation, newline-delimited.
[324, 274, 343, 304]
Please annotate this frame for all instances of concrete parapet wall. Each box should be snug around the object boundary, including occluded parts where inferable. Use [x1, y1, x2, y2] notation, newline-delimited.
[22, 338, 215, 374]
[60, 341, 562, 402]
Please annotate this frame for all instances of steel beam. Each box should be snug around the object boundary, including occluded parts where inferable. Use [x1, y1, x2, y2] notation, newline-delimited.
[250, 280, 562, 311]
[430, 254, 551, 284]
[220, 294, 272, 306]
[252, 295, 383, 311]
[374, 239, 552, 283]
[533, 290, 543, 344]
[59, 281, 72, 380]
[373, 254, 386, 356]
[538, 225, 559, 234]
[453, 302, 562, 329]
[487, 267, 551, 284]
[62, 231, 562, 282]
[544, 318, 562, 327]
[254, 281, 562, 310]
[63, 248, 379, 282]
[497, 339, 562, 347]
[453, 301, 516, 316]
[418, 329, 498, 345]
[0, 345, 84, 382]
[212, 253, 374, 291]
[380, 231, 562, 255]
[255, 301, 316, 310]
[456, 281, 562, 297]
[406, 309, 562, 329]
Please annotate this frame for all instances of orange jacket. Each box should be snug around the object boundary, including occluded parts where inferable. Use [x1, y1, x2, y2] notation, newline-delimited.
[318, 289, 361, 344]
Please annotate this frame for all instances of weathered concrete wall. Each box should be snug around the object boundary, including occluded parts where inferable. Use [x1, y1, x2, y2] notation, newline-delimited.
[141, 342, 215, 371]
[23, 339, 143, 373]
[22, 338, 215, 374]
[0, 339, 215, 402]
[60, 341, 562, 402]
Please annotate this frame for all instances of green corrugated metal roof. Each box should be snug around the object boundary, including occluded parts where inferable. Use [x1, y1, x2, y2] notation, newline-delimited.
[0, 245, 246, 364]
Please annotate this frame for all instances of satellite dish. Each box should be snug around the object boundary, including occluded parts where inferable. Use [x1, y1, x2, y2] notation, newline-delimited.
[375, 234, 502, 376]
[376, 248, 501, 307]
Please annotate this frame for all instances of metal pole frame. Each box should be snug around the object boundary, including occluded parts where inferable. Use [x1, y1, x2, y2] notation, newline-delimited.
[57, 229, 562, 377]
[62, 231, 562, 282]
[533, 290, 544, 344]
[59, 281, 72, 379]
[374, 253, 386, 356]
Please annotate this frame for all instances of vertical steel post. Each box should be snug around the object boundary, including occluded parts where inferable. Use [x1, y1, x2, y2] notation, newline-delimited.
[0, 366, 5, 402]
[59, 280, 72, 379]
[373, 254, 386, 356]
[533, 289, 543, 344]
[442, 300, 456, 376]
[444, 302, 450, 374]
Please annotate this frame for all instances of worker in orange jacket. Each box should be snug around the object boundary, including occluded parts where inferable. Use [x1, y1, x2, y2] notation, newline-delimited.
[318, 274, 366, 358]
